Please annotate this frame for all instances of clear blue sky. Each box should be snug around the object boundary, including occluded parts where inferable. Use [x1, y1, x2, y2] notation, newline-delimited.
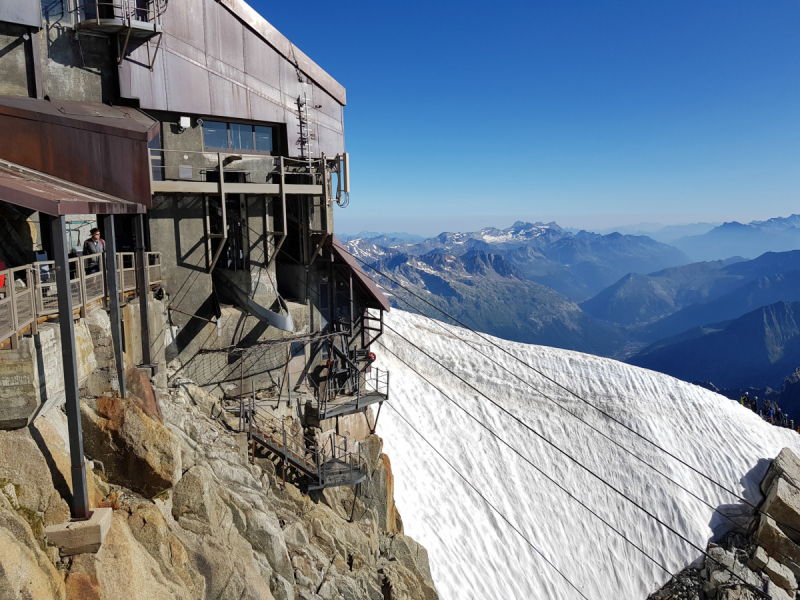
[251, 0, 800, 236]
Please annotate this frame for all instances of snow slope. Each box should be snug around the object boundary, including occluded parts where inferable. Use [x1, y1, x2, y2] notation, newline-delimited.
[374, 309, 800, 600]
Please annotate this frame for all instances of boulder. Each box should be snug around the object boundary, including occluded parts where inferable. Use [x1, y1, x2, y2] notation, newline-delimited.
[0, 527, 64, 600]
[762, 447, 800, 497]
[84, 308, 119, 397]
[754, 513, 800, 564]
[172, 380, 224, 419]
[762, 477, 800, 544]
[747, 546, 769, 570]
[766, 579, 794, 600]
[765, 557, 797, 593]
[0, 427, 70, 527]
[88, 512, 194, 600]
[126, 504, 204, 594]
[81, 396, 181, 498]
[124, 353, 163, 423]
[0, 492, 64, 599]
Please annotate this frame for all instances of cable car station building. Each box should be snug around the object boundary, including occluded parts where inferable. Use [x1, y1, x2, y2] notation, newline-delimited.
[0, 0, 390, 509]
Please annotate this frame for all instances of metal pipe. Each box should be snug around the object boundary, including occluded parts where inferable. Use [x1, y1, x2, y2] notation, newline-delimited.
[103, 214, 126, 398]
[134, 215, 152, 367]
[206, 153, 228, 273]
[50, 215, 90, 520]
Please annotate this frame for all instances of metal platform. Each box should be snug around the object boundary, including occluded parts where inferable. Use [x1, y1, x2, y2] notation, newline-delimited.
[311, 391, 386, 420]
[76, 18, 161, 37]
[243, 405, 366, 490]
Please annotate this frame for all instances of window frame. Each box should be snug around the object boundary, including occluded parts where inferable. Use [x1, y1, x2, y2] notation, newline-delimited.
[201, 119, 279, 156]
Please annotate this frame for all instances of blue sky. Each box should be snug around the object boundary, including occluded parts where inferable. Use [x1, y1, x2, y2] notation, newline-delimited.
[252, 0, 800, 236]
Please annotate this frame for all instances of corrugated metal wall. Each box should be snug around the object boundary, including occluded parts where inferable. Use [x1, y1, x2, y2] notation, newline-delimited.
[0, 0, 41, 28]
[119, 0, 345, 157]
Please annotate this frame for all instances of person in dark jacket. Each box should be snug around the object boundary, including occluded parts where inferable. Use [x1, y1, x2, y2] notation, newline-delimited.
[82, 228, 105, 273]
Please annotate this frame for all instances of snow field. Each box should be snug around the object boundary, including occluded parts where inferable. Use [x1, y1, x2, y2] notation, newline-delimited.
[375, 310, 800, 600]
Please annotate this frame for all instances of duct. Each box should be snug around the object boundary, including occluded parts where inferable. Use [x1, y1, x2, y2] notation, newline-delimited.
[212, 269, 294, 332]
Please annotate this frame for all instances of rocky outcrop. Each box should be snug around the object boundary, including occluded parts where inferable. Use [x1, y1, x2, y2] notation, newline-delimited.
[650, 446, 800, 599]
[0, 371, 437, 600]
[80, 395, 181, 498]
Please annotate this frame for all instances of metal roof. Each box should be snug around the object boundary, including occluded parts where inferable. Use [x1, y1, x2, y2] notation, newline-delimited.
[0, 97, 157, 206]
[329, 235, 391, 312]
[0, 160, 146, 216]
[0, 96, 159, 141]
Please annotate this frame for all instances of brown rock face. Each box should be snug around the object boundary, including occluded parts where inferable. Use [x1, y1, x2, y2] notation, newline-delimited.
[361, 434, 403, 534]
[124, 368, 163, 424]
[81, 396, 181, 498]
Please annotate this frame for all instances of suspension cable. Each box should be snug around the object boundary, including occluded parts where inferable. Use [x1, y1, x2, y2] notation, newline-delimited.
[385, 402, 591, 600]
[351, 252, 800, 541]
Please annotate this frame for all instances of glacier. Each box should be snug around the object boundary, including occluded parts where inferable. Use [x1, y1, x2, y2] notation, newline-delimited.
[374, 309, 800, 600]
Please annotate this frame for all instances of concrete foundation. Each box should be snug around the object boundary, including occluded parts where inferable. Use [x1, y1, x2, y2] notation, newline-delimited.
[45, 506, 113, 555]
[0, 319, 96, 430]
[0, 294, 169, 430]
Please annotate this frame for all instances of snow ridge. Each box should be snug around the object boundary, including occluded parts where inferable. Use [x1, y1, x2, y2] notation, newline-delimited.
[375, 310, 800, 600]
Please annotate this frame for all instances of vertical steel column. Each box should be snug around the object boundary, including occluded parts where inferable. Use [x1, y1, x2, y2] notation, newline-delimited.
[50, 215, 90, 520]
[134, 215, 152, 367]
[103, 215, 126, 398]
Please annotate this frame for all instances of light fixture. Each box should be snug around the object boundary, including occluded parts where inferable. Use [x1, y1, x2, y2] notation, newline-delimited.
[178, 116, 191, 132]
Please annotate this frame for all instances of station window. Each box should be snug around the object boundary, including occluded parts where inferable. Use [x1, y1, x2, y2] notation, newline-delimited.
[229, 123, 254, 151]
[202, 121, 229, 150]
[202, 120, 276, 154]
[254, 126, 273, 152]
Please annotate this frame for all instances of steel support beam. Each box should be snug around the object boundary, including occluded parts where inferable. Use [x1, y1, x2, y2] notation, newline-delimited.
[134, 215, 152, 367]
[103, 215, 126, 398]
[49, 215, 90, 520]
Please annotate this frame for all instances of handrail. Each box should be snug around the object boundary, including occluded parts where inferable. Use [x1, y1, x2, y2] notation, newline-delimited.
[0, 252, 162, 349]
[147, 148, 339, 194]
[243, 397, 365, 488]
[72, 0, 164, 25]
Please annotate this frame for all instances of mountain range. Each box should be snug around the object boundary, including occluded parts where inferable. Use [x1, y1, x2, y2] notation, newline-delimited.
[351, 243, 627, 356]
[629, 301, 800, 390]
[349, 221, 689, 301]
[580, 251, 800, 342]
[671, 215, 800, 261]
[349, 217, 800, 389]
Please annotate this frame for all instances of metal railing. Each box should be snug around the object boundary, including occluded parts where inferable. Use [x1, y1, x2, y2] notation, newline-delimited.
[318, 365, 390, 420]
[0, 266, 36, 349]
[0, 252, 162, 348]
[74, 0, 166, 27]
[118, 252, 137, 294]
[148, 149, 328, 187]
[240, 396, 366, 490]
[146, 252, 162, 286]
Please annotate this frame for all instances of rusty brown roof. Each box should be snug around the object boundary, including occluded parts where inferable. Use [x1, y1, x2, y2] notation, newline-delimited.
[0, 160, 145, 216]
[0, 96, 159, 141]
[329, 235, 391, 312]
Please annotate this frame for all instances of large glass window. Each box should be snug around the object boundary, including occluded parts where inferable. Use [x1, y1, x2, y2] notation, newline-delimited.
[202, 121, 228, 149]
[229, 123, 254, 151]
[202, 120, 277, 153]
[254, 126, 273, 152]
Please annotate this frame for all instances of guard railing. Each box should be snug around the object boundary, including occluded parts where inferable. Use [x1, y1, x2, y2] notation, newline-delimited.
[0, 252, 162, 349]
[318, 365, 390, 420]
[74, 0, 166, 27]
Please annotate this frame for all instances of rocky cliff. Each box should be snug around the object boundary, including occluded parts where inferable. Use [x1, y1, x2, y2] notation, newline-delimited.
[650, 447, 800, 600]
[0, 308, 437, 600]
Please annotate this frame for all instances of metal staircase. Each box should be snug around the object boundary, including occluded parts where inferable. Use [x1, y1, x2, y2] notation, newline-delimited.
[236, 397, 366, 490]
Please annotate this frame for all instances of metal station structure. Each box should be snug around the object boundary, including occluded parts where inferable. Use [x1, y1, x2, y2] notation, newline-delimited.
[0, 0, 393, 509]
